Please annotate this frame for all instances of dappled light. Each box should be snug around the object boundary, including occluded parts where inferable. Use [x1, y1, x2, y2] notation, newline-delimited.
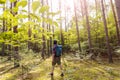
[0, 0, 120, 80]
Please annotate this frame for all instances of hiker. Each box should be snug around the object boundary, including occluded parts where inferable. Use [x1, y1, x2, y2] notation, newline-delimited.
[50, 40, 64, 76]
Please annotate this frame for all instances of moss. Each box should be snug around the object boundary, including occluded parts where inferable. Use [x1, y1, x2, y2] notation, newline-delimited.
[0, 56, 120, 80]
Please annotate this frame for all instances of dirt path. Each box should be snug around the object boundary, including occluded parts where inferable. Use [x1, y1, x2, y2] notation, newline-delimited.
[0, 56, 120, 80]
[24, 58, 64, 80]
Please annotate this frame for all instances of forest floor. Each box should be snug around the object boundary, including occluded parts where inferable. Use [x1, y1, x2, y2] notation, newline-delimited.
[0, 54, 120, 80]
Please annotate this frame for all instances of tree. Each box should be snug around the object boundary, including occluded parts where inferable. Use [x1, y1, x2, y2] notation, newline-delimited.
[46, 0, 50, 56]
[114, 0, 120, 45]
[83, 0, 92, 49]
[64, 4, 68, 32]
[13, 0, 20, 67]
[101, 0, 113, 63]
[7, 2, 12, 60]
[50, 0, 53, 54]
[1, 3, 5, 56]
[41, 0, 46, 59]
[28, 0, 32, 50]
[73, 0, 82, 52]
[59, 0, 64, 45]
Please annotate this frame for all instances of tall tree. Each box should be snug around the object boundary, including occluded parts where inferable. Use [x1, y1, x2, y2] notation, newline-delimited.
[64, 4, 67, 32]
[49, 0, 53, 55]
[79, 0, 84, 18]
[83, 0, 92, 49]
[7, 2, 13, 60]
[110, 0, 120, 45]
[94, 0, 101, 47]
[41, 0, 46, 59]
[114, 0, 120, 30]
[1, 4, 5, 56]
[28, 0, 32, 50]
[73, 0, 82, 52]
[13, 0, 20, 67]
[46, 0, 50, 56]
[59, 0, 64, 45]
[101, 0, 113, 63]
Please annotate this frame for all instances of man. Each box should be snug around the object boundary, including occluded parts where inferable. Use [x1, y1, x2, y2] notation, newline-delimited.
[50, 40, 64, 76]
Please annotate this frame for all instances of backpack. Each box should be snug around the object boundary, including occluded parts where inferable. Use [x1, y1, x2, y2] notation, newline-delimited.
[55, 45, 62, 57]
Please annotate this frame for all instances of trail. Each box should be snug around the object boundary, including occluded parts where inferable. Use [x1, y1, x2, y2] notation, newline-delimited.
[24, 57, 120, 80]
[0, 56, 120, 80]
[25, 58, 65, 80]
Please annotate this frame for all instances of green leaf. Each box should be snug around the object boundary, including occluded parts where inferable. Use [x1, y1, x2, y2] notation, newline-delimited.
[10, 0, 16, 3]
[12, 17, 18, 27]
[17, 0, 27, 8]
[24, 21, 35, 27]
[21, 9, 28, 13]
[12, 7, 18, 12]
[0, 39, 4, 43]
[0, 0, 6, 4]
[39, 5, 49, 13]
[3, 10, 9, 19]
[16, 14, 28, 19]
[30, 13, 41, 21]
[48, 11, 60, 16]
[53, 21, 58, 27]
[32, 1, 40, 12]
[0, 6, 4, 8]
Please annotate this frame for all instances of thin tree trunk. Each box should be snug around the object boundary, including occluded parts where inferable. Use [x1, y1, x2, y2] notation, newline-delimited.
[59, 0, 64, 46]
[64, 5, 67, 32]
[101, 0, 113, 63]
[83, 0, 92, 49]
[115, 0, 120, 30]
[95, 0, 100, 46]
[110, 0, 120, 45]
[115, 0, 120, 36]
[13, 0, 20, 67]
[50, 0, 54, 38]
[41, 0, 46, 59]
[80, 0, 84, 18]
[1, 4, 5, 56]
[7, 3, 13, 60]
[46, 0, 50, 57]
[50, 0, 53, 55]
[74, 1, 82, 52]
[28, 0, 32, 50]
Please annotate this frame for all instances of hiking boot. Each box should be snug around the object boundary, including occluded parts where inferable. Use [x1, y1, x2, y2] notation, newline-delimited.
[60, 73, 64, 77]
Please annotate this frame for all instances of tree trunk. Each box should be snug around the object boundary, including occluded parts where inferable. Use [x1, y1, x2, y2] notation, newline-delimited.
[64, 5, 67, 32]
[83, 0, 92, 49]
[59, 0, 64, 46]
[46, 0, 50, 57]
[74, 1, 82, 52]
[1, 4, 5, 56]
[7, 3, 13, 60]
[110, 0, 120, 45]
[115, 0, 120, 30]
[13, 0, 20, 67]
[101, 0, 113, 63]
[80, 0, 84, 18]
[28, 0, 32, 50]
[50, 0, 53, 55]
[94, 0, 100, 46]
[41, 0, 46, 59]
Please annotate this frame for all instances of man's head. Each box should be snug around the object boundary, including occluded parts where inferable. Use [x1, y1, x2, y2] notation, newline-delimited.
[53, 40, 57, 45]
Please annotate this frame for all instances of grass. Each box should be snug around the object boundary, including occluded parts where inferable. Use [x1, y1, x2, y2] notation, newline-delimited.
[0, 54, 120, 80]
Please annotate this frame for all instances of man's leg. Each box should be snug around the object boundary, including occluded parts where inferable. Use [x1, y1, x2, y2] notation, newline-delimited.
[51, 65, 54, 74]
[59, 64, 63, 72]
[59, 64, 64, 76]
[51, 61, 55, 75]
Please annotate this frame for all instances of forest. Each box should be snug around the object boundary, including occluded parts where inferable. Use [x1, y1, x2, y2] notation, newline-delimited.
[0, 0, 120, 80]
